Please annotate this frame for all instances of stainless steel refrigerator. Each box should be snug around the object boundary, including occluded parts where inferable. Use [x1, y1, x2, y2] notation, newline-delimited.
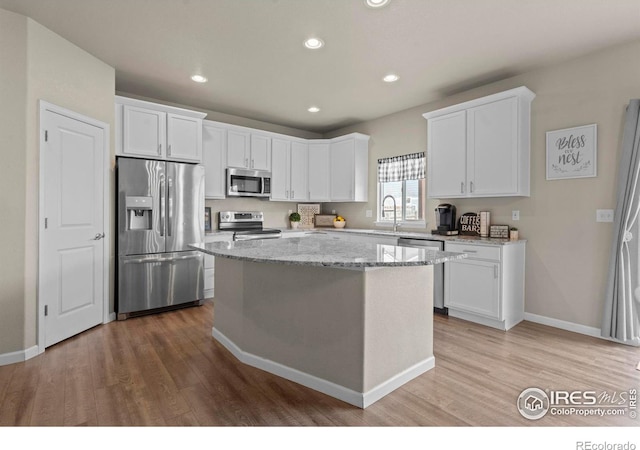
[116, 157, 205, 319]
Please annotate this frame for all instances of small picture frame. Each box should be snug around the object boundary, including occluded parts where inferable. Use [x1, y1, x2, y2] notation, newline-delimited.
[204, 207, 212, 232]
[489, 225, 509, 239]
[546, 124, 597, 180]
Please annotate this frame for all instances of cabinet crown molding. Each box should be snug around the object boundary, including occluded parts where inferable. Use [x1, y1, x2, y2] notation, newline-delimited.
[422, 86, 535, 120]
[116, 95, 207, 119]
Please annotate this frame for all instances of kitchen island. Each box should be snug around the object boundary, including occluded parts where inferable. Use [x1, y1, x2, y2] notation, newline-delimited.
[190, 236, 465, 408]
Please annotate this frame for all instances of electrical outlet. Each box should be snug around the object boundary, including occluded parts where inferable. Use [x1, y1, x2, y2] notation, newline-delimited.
[366, 210, 372, 218]
[596, 209, 614, 222]
[288, 210, 292, 215]
[332, 210, 336, 214]
[512, 210, 520, 221]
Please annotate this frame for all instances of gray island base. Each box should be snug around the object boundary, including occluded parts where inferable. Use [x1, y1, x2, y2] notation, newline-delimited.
[190, 237, 465, 408]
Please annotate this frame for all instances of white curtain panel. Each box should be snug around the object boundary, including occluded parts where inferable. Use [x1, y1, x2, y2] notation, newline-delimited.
[377, 152, 425, 182]
[602, 99, 640, 344]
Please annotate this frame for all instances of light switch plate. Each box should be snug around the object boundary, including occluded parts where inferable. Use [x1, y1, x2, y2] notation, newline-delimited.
[512, 210, 520, 221]
[366, 210, 372, 218]
[596, 209, 614, 222]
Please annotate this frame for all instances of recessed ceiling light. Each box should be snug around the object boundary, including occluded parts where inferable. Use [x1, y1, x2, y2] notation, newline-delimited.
[308, 106, 320, 113]
[365, 0, 390, 8]
[191, 75, 208, 83]
[304, 38, 324, 50]
[383, 74, 399, 83]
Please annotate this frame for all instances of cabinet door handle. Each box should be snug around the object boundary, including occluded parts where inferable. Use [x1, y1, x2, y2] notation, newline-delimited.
[245, 158, 249, 168]
[167, 144, 172, 156]
[251, 159, 254, 168]
[470, 181, 474, 193]
[158, 144, 162, 155]
[291, 190, 295, 198]
[494, 265, 499, 279]
[285, 190, 289, 199]
[460, 182, 464, 194]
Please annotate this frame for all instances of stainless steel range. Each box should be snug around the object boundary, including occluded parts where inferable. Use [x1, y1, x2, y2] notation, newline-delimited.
[218, 211, 282, 241]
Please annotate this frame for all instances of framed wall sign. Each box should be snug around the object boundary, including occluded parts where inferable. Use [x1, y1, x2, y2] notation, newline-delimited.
[546, 124, 597, 180]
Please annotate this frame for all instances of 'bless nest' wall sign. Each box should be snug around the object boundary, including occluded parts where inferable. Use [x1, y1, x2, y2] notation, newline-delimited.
[546, 123, 597, 180]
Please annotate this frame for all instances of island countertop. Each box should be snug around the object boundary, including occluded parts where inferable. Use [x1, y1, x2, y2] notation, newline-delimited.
[190, 236, 466, 268]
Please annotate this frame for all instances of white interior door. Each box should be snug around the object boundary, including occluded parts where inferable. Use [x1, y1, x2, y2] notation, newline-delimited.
[40, 108, 106, 348]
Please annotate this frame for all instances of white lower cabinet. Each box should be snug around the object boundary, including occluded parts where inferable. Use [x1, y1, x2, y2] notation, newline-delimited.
[444, 241, 525, 330]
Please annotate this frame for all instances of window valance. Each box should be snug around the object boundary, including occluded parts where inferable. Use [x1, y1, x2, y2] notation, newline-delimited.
[377, 152, 425, 182]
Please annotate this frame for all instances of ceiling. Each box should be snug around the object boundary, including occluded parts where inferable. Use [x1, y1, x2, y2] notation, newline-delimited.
[1, 0, 640, 133]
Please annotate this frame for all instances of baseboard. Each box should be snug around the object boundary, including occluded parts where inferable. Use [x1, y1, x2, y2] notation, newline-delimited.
[0, 345, 39, 367]
[524, 312, 640, 346]
[524, 312, 601, 337]
[212, 327, 434, 408]
[362, 356, 435, 408]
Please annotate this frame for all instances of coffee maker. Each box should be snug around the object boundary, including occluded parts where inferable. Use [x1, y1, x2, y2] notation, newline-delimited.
[432, 204, 458, 235]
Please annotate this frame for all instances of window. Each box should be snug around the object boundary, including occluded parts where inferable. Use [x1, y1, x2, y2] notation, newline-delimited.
[377, 152, 426, 225]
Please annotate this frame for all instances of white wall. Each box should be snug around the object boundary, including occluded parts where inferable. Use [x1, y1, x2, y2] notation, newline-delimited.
[325, 39, 640, 330]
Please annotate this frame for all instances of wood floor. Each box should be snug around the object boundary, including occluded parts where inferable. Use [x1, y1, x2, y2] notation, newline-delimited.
[1, 300, 638, 426]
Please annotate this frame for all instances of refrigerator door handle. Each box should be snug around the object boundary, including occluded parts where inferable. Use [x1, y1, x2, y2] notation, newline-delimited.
[168, 177, 173, 237]
[122, 254, 202, 264]
[159, 179, 165, 237]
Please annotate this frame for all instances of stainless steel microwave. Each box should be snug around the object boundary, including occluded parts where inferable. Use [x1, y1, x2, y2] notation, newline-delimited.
[227, 168, 271, 198]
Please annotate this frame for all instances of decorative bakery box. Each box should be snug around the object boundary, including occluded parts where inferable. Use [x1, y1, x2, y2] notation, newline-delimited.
[314, 214, 337, 227]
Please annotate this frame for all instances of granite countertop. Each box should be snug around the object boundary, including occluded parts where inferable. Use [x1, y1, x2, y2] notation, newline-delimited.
[280, 227, 525, 246]
[190, 236, 466, 268]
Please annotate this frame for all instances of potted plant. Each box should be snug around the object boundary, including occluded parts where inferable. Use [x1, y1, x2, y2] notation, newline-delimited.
[510, 227, 519, 240]
[289, 212, 301, 229]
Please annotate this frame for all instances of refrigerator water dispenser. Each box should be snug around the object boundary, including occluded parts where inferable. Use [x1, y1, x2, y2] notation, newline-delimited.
[126, 196, 153, 230]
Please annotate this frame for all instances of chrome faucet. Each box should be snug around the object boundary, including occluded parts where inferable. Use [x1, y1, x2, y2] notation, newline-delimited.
[382, 194, 398, 232]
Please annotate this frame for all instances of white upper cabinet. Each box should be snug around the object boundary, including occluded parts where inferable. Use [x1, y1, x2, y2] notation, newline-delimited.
[426, 110, 467, 198]
[226, 129, 251, 168]
[307, 142, 330, 202]
[329, 134, 369, 202]
[290, 141, 308, 201]
[167, 113, 202, 162]
[202, 120, 369, 203]
[226, 130, 271, 171]
[122, 105, 165, 159]
[270, 138, 290, 201]
[116, 96, 206, 163]
[423, 86, 534, 198]
[250, 134, 271, 171]
[270, 138, 308, 202]
[202, 121, 227, 199]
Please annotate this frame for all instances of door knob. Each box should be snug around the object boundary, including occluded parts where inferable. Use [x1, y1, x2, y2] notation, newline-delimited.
[92, 233, 105, 240]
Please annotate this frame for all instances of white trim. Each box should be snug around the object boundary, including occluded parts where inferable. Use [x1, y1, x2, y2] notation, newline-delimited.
[524, 312, 640, 346]
[362, 357, 435, 408]
[524, 312, 601, 338]
[212, 327, 435, 408]
[115, 95, 207, 119]
[0, 346, 39, 366]
[38, 101, 111, 353]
